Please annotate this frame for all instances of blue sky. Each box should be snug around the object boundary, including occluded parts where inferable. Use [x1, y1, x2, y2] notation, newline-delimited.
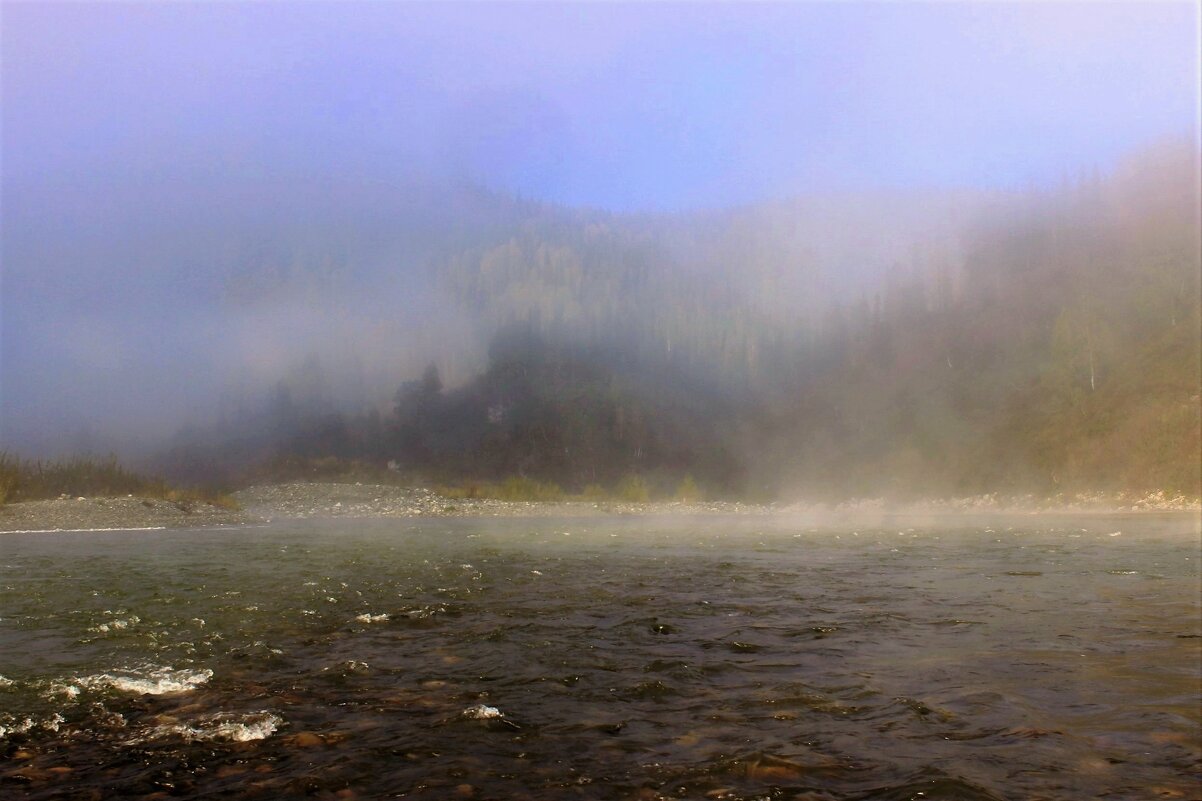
[4, 1, 1198, 212]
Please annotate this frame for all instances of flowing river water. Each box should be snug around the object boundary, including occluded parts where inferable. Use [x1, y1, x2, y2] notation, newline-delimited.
[1, 514, 1198, 800]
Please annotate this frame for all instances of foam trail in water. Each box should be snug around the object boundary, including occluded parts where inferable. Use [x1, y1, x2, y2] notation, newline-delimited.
[462, 704, 503, 720]
[90, 615, 140, 633]
[130, 711, 283, 744]
[75, 666, 213, 695]
[0, 713, 64, 739]
[354, 612, 389, 623]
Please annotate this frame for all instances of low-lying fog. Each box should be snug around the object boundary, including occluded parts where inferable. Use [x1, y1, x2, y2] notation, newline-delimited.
[2, 2, 1198, 500]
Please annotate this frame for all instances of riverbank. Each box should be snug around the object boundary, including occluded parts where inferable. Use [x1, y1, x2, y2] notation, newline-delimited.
[232, 482, 1202, 520]
[0, 495, 252, 533]
[232, 482, 772, 521]
[1, 481, 1197, 532]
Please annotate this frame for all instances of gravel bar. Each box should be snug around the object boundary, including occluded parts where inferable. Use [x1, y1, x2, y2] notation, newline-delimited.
[3, 482, 1196, 533]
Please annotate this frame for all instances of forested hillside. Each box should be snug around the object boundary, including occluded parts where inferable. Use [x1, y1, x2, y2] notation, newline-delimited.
[754, 142, 1201, 497]
[164, 140, 1200, 500]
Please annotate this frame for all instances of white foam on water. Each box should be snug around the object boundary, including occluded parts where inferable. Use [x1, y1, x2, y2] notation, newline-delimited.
[130, 711, 284, 744]
[48, 682, 81, 698]
[0, 717, 35, 738]
[0, 674, 15, 688]
[405, 604, 446, 620]
[90, 615, 140, 633]
[247, 640, 285, 656]
[76, 666, 213, 695]
[0, 713, 65, 739]
[354, 612, 389, 623]
[462, 704, 503, 720]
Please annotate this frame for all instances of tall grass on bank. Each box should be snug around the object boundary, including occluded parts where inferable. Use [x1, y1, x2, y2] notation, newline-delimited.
[434, 472, 709, 504]
[0, 453, 238, 509]
[0, 454, 17, 506]
[435, 476, 566, 502]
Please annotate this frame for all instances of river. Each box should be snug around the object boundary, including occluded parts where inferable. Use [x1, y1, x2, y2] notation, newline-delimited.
[1, 514, 1198, 799]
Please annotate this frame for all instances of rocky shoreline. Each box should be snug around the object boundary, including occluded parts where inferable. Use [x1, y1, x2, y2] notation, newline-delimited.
[0, 495, 251, 533]
[1, 481, 1198, 533]
[233, 482, 772, 521]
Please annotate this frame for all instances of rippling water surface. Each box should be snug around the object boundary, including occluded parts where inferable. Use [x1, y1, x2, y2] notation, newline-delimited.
[1, 514, 1199, 800]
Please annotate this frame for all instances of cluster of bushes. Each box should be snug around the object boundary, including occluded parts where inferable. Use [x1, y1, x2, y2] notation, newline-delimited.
[436, 476, 566, 502]
[434, 473, 705, 504]
[0, 454, 17, 506]
[0, 452, 238, 510]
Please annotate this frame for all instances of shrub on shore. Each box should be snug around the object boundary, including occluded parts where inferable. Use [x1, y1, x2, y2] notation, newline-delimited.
[495, 476, 565, 502]
[581, 483, 608, 501]
[0, 454, 17, 506]
[615, 474, 651, 503]
[0, 452, 238, 510]
[434, 473, 706, 504]
[435, 476, 565, 502]
[674, 474, 703, 502]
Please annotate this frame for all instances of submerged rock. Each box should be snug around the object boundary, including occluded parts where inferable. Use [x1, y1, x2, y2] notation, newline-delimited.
[721, 752, 842, 783]
[288, 731, 325, 748]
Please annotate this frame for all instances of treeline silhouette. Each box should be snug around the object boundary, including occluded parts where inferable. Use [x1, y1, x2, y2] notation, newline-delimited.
[161, 140, 1200, 500]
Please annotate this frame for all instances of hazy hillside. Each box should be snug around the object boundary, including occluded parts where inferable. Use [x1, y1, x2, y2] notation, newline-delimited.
[148, 140, 1201, 500]
[749, 141, 1201, 497]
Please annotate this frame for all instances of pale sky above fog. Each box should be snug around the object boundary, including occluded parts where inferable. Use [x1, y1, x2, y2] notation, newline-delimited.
[4, 2, 1198, 211]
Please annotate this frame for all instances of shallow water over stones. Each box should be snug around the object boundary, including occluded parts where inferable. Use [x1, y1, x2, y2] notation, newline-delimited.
[1, 514, 1198, 800]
